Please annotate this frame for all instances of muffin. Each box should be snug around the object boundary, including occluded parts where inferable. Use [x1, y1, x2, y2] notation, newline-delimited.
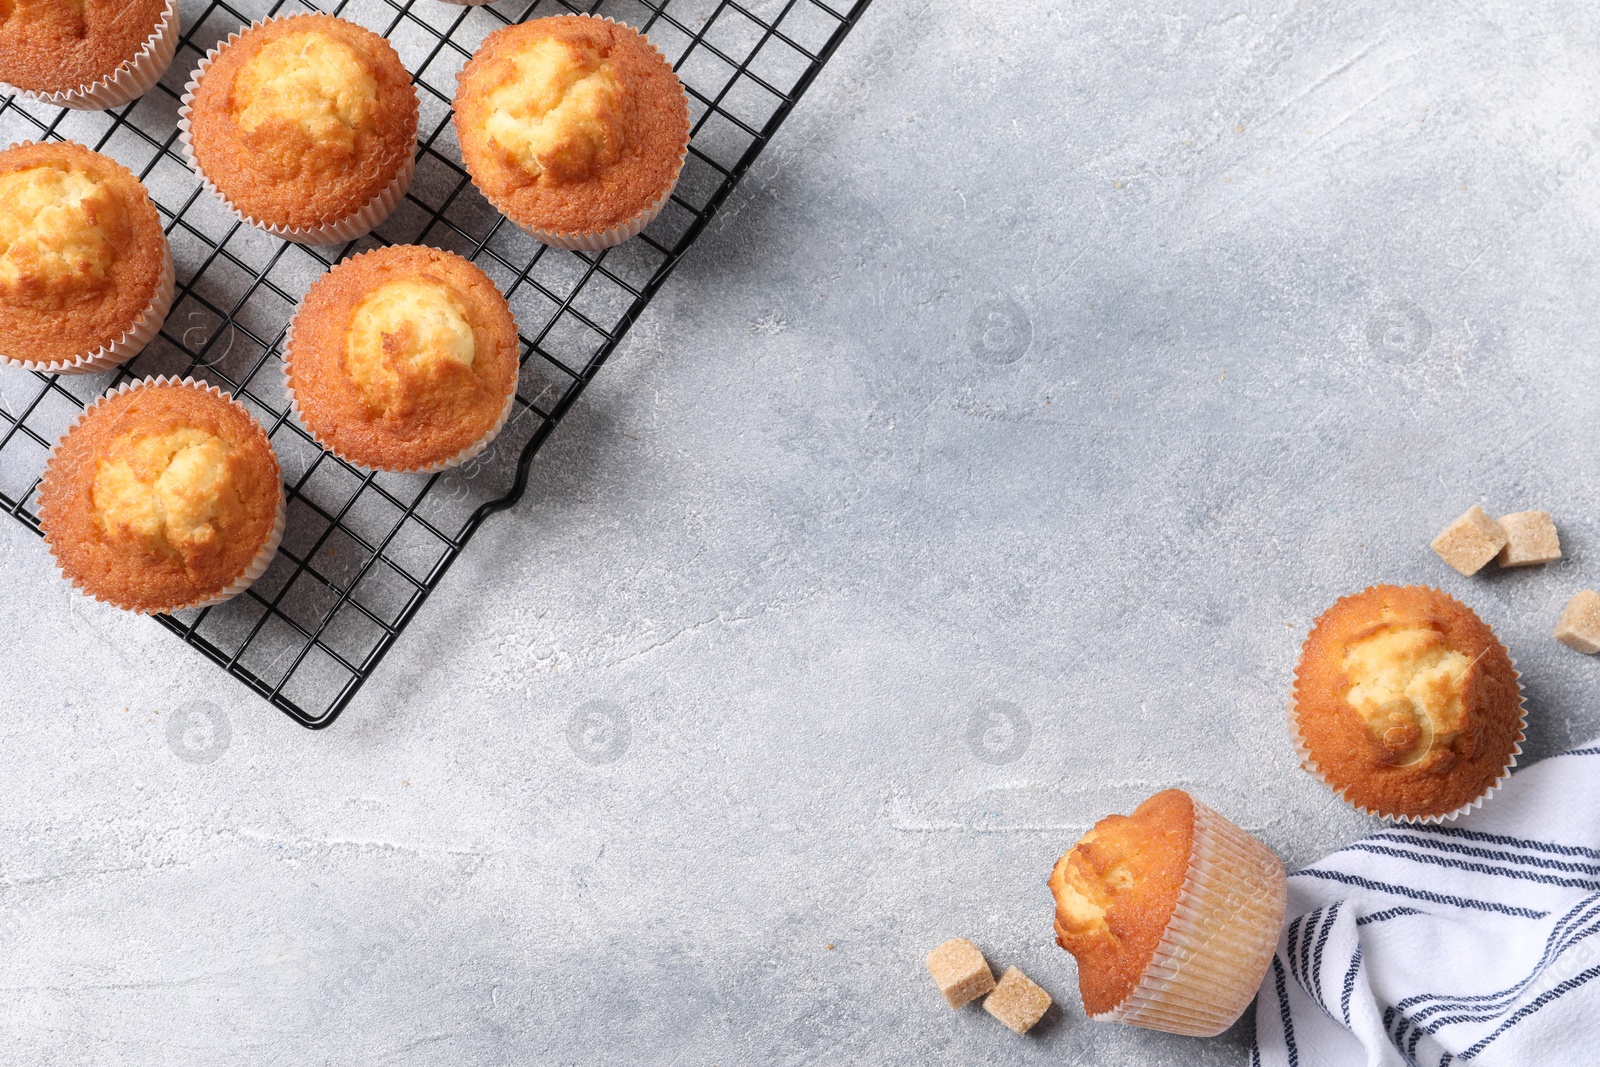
[1292, 584, 1524, 822]
[38, 376, 285, 614]
[179, 13, 418, 244]
[1049, 789, 1287, 1037]
[0, 0, 178, 110]
[284, 245, 520, 472]
[453, 14, 690, 250]
[0, 140, 173, 374]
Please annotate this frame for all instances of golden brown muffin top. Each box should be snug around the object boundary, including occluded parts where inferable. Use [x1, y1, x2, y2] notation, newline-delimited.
[286, 245, 520, 471]
[1049, 789, 1193, 1016]
[454, 15, 689, 236]
[39, 380, 283, 613]
[0, 141, 166, 365]
[0, 0, 166, 95]
[185, 14, 418, 231]
[1294, 585, 1523, 819]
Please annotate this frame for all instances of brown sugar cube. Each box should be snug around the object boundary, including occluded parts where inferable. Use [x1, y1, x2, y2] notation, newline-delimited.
[1431, 505, 1507, 576]
[926, 938, 994, 1009]
[983, 966, 1052, 1035]
[1496, 511, 1561, 567]
[1555, 590, 1600, 654]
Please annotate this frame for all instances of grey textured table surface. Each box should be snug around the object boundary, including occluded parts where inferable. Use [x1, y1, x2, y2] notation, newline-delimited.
[5, 1, 1600, 1064]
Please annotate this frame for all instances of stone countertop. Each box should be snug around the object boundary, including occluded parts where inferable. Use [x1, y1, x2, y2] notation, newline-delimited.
[4, 0, 1600, 1064]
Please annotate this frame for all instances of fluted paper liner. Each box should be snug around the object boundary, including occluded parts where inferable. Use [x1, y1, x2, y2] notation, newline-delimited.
[0, 234, 174, 375]
[41, 376, 285, 615]
[462, 15, 689, 251]
[177, 15, 418, 245]
[281, 314, 518, 474]
[1092, 800, 1288, 1037]
[0, 0, 178, 111]
[1288, 586, 1527, 825]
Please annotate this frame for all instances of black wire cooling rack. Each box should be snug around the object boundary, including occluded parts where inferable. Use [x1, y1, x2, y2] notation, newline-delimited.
[0, 0, 871, 728]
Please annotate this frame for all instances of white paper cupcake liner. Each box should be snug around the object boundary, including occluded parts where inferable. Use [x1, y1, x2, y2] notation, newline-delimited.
[0, 0, 179, 111]
[516, 173, 679, 251]
[41, 375, 285, 615]
[282, 316, 519, 474]
[465, 15, 689, 252]
[0, 235, 174, 375]
[1093, 799, 1288, 1038]
[1288, 587, 1527, 825]
[177, 15, 418, 245]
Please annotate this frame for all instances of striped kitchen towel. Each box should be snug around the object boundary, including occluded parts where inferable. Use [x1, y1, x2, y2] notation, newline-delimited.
[1253, 741, 1600, 1067]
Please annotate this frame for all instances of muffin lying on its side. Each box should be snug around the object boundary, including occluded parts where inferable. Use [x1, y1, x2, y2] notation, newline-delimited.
[1049, 789, 1286, 1037]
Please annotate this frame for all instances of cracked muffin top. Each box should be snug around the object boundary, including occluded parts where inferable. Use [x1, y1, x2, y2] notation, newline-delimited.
[1293, 584, 1522, 819]
[39, 379, 283, 613]
[285, 245, 520, 472]
[184, 14, 417, 230]
[453, 14, 688, 239]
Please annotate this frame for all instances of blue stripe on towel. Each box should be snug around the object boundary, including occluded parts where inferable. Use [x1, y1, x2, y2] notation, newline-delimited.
[1407, 1015, 1427, 1061]
[1286, 915, 1306, 988]
[1313, 903, 1341, 1004]
[1428, 915, 1600, 1020]
[1342, 842, 1600, 892]
[1383, 1006, 1413, 1065]
[1374, 832, 1600, 879]
[1274, 956, 1299, 1067]
[1399, 897, 1600, 1016]
[1398, 895, 1600, 1023]
[1291, 869, 1548, 919]
[1459, 962, 1600, 1060]
[1300, 911, 1314, 995]
[1430, 826, 1600, 862]
[1342, 946, 1362, 1024]
[1419, 917, 1600, 1028]
[1359, 906, 1426, 926]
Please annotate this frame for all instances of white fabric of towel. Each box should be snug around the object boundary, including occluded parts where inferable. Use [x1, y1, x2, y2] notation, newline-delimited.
[1253, 741, 1600, 1067]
